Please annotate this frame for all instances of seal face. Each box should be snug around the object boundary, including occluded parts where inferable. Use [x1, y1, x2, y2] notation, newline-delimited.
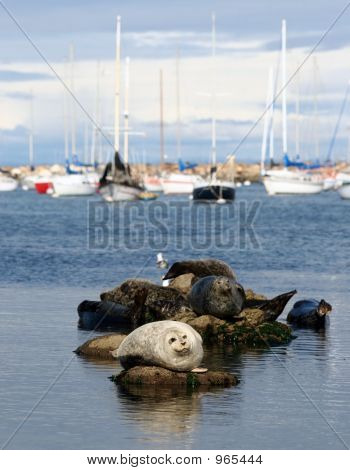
[287, 299, 332, 327]
[188, 276, 245, 319]
[116, 320, 204, 371]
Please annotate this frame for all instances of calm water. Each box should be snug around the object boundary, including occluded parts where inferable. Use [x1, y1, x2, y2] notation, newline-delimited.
[0, 186, 350, 449]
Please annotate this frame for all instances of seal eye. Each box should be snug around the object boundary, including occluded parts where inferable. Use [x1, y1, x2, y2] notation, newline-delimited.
[168, 337, 177, 344]
[182, 335, 187, 339]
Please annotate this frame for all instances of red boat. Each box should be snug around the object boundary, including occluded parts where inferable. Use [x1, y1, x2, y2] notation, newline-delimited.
[35, 181, 53, 194]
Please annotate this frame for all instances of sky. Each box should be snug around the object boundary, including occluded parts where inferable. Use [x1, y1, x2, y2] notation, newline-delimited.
[1, 0, 350, 166]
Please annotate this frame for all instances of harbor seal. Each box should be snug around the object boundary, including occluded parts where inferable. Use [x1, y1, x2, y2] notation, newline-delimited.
[115, 320, 204, 372]
[163, 259, 236, 282]
[78, 288, 147, 330]
[188, 276, 245, 319]
[101, 279, 193, 322]
[287, 299, 332, 327]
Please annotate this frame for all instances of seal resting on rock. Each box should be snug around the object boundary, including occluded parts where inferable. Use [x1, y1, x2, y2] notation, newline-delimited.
[78, 288, 147, 329]
[163, 259, 235, 282]
[101, 279, 193, 322]
[287, 299, 332, 327]
[188, 276, 245, 319]
[115, 320, 204, 372]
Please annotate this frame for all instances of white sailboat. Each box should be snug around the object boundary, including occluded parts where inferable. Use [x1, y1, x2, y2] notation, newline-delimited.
[52, 46, 98, 197]
[0, 173, 18, 191]
[99, 16, 142, 202]
[261, 19, 324, 196]
[192, 12, 235, 203]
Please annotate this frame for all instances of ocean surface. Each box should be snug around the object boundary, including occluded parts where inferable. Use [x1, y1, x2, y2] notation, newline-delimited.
[0, 185, 350, 450]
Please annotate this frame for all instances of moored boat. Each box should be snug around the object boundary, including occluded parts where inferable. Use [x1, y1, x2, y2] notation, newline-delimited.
[35, 178, 53, 194]
[262, 170, 324, 195]
[0, 174, 18, 192]
[52, 174, 96, 197]
[161, 173, 203, 195]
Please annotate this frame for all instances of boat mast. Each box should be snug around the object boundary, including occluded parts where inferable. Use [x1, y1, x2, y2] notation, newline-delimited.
[29, 91, 34, 170]
[159, 68, 165, 165]
[261, 67, 273, 173]
[211, 12, 217, 173]
[281, 19, 288, 158]
[113, 15, 121, 174]
[269, 68, 275, 165]
[313, 56, 320, 159]
[63, 60, 69, 163]
[69, 43, 77, 158]
[124, 56, 130, 166]
[295, 71, 300, 158]
[176, 48, 181, 160]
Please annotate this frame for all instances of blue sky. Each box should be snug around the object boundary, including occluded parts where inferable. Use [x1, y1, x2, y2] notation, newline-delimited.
[1, 0, 350, 166]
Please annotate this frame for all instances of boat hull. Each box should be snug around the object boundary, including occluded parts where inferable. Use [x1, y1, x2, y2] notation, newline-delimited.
[99, 183, 142, 202]
[0, 177, 18, 192]
[338, 183, 350, 199]
[160, 174, 203, 195]
[143, 176, 163, 192]
[53, 175, 96, 197]
[193, 184, 235, 202]
[35, 181, 53, 194]
[263, 176, 324, 195]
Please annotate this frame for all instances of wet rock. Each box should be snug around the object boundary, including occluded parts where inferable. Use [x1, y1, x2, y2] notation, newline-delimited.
[74, 333, 127, 359]
[169, 273, 195, 296]
[111, 366, 238, 388]
[176, 314, 292, 347]
[244, 289, 267, 302]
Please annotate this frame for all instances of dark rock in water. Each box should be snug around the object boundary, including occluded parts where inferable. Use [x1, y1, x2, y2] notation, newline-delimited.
[101, 278, 193, 322]
[77, 300, 132, 329]
[111, 366, 238, 388]
[176, 314, 293, 346]
[188, 276, 245, 319]
[237, 290, 297, 325]
[163, 258, 236, 282]
[287, 299, 332, 327]
[74, 333, 127, 359]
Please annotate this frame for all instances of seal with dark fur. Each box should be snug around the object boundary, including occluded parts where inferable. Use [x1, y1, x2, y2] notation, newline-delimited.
[188, 275, 245, 319]
[101, 278, 193, 323]
[287, 299, 332, 327]
[163, 259, 235, 281]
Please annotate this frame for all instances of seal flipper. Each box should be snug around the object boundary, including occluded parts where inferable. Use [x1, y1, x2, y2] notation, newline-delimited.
[246, 289, 297, 321]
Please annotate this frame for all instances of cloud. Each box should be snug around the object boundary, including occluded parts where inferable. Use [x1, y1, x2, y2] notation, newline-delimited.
[0, 69, 54, 81]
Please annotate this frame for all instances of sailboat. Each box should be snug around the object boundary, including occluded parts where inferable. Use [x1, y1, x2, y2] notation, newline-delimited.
[0, 172, 18, 191]
[51, 45, 98, 197]
[192, 12, 235, 203]
[99, 16, 142, 202]
[261, 20, 324, 196]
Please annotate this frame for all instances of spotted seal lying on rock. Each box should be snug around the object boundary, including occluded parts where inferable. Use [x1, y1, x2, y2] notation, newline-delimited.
[115, 320, 204, 372]
[100, 279, 193, 323]
[163, 259, 236, 282]
[188, 276, 245, 319]
[287, 299, 332, 327]
[78, 288, 147, 330]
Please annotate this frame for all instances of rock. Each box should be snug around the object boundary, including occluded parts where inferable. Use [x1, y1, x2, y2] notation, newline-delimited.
[74, 333, 127, 359]
[169, 273, 195, 296]
[176, 314, 292, 347]
[245, 289, 267, 302]
[111, 366, 238, 388]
